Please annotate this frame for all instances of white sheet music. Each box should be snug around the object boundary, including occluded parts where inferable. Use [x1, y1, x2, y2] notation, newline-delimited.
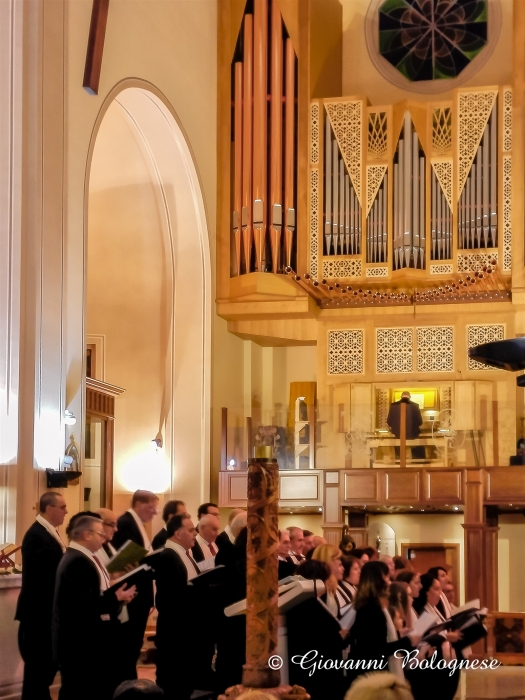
[412, 610, 439, 637]
[197, 558, 215, 573]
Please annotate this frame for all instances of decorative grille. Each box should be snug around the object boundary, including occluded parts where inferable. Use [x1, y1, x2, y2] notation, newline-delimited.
[376, 328, 413, 374]
[325, 101, 363, 204]
[467, 324, 505, 370]
[322, 258, 362, 279]
[328, 330, 364, 375]
[416, 326, 454, 373]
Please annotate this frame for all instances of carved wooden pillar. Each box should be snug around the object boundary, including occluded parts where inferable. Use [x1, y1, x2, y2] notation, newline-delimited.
[243, 457, 280, 688]
[322, 470, 345, 546]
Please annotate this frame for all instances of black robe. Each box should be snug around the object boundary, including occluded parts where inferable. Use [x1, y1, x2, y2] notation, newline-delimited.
[52, 548, 121, 700]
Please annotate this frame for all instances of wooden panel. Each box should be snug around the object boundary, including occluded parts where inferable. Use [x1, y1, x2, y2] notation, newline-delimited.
[323, 485, 341, 525]
[86, 388, 114, 418]
[485, 468, 525, 503]
[280, 474, 319, 500]
[343, 471, 379, 503]
[425, 470, 463, 503]
[383, 471, 420, 503]
[218, 470, 323, 507]
[486, 612, 525, 665]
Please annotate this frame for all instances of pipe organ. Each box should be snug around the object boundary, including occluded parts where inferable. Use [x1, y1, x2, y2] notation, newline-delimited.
[393, 112, 425, 270]
[324, 120, 362, 257]
[307, 87, 511, 284]
[231, 0, 298, 276]
[458, 100, 498, 251]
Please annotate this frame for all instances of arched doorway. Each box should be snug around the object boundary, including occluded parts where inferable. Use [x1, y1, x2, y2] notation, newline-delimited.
[86, 85, 211, 517]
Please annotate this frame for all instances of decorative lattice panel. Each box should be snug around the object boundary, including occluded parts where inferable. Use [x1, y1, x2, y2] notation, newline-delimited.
[328, 330, 364, 375]
[366, 165, 387, 215]
[467, 324, 505, 370]
[377, 389, 389, 429]
[366, 266, 388, 278]
[325, 101, 363, 204]
[503, 155, 512, 273]
[322, 258, 362, 279]
[430, 263, 454, 275]
[432, 107, 452, 154]
[416, 326, 454, 373]
[457, 252, 498, 272]
[503, 88, 512, 153]
[310, 102, 319, 165]
[431, 159, 453, 210]
[309, 169, 319, 278]
[376, 328, 413, 374]
[368, 111, 388, 159]
[457, 90, 498, 196]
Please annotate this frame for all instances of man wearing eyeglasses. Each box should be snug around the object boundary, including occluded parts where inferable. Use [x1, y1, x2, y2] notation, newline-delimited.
[95, 508, 119, 566]
[53, 515, 136, 700]
[15, 491, 68, 700]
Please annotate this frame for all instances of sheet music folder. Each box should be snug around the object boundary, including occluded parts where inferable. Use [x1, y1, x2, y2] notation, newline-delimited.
[224, 576, 326, 617]
[103, 563, 153, 596]
[188, 564, 226, 587]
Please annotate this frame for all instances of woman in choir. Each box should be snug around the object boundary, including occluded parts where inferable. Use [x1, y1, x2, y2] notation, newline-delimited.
[288, 559, 348, 700]
[347, 562, 418, 690]
[395, 569, 422, 621]
[388, 581, 413, 633]
[350, 548, 370, 565]
[340, 555, 361, 602]
[410, 573, 462, 700]
[312, 544, 352, 615]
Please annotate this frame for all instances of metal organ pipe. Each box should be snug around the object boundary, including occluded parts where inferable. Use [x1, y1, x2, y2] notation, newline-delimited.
[233, 62, 243, 276]
[253, 0, 268, 272]
[241, 15, 253, 273]
[325, 118, 332, 256]
[270, 1, 283, 273]
[458, 103, 497, 251]
[231, 1, 297, 276]
[284, 37, 295, 268]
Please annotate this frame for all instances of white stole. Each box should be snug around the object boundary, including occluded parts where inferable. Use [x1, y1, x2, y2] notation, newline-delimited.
[383, 608, 404, 679]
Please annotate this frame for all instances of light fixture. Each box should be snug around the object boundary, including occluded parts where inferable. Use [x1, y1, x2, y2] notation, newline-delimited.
[64, 410, 76, 426]
[453, 506, 459, 511]
[318, 507, 323, 512]
[151, 432, 163, 450]
[229, 459, 236, 467]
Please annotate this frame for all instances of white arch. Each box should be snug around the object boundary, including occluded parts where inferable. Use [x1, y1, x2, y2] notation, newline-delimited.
[86, 86, 212, 509]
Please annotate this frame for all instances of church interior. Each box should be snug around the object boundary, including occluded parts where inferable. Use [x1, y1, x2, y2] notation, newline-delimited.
[3, 0, 525, 698]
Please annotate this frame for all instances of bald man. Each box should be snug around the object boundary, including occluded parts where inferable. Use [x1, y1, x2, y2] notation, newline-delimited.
[95, 508, 119, 566]
[216, 508, 245, 554]
[192, 514, 220, 564]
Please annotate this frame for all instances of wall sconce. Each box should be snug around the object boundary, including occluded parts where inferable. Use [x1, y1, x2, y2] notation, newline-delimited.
[151, 432, 163, 450]
[64, 410, 76, 426]
[227, 459, 236, 471]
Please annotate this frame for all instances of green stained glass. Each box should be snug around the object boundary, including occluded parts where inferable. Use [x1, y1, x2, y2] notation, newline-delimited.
[378, 0, 488, 82]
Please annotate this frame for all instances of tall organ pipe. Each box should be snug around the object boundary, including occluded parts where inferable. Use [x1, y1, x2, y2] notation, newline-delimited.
[412, 130, 420, 267]
[403, 112, 412, 267]
[253, 0, 268, 272]
[241, 15, 254, 273]
[269, 2, 283, 273]
[284, 37, 295, 268]
[233, 62, 243, 276]
[325, 118, 332, 255]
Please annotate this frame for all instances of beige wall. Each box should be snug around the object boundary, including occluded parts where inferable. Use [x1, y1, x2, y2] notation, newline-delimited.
[341, 0, 512, 103]
[368, 513, 465, 603]
[87, 101, 170, 506]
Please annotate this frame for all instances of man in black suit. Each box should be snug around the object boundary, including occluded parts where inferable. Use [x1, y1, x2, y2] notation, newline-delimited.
[277, 529, 296, 579]
[15, 491, 67, 700]
[192, 513, 220, 563]
[215, 508, 244, 556]
[53, 515, 136, 700]
[155, 513, 198, 700]
[387, 391, 423, 439]
[112, 490, 158, 679]
[151, 499, 186, 551]
[197, 501, 220, 519]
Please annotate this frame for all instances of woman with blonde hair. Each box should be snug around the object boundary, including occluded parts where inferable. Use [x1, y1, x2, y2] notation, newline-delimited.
[345, 672, 414, 700]
[312, 544, 352, 616]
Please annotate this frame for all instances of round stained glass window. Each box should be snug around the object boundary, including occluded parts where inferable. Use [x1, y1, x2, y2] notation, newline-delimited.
[379, 0, 488, 82]
[364, 0, 501, 93]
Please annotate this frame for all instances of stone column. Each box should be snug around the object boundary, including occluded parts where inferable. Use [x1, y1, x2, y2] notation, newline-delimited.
[243, 457, 280, 688]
